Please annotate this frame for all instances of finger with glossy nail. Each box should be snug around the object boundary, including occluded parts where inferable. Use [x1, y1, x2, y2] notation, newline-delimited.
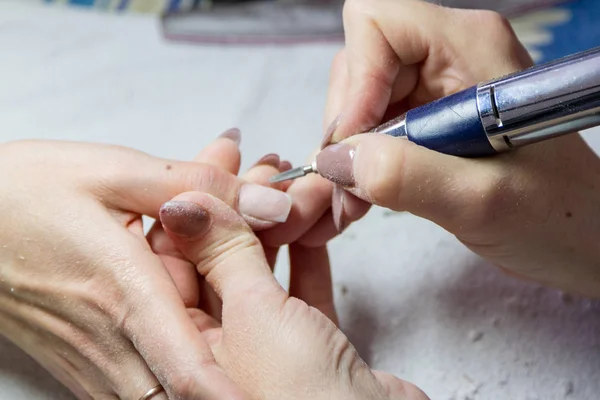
[315, 132, 480, 231]
[258, 161, 333, 248]
[148, 127, 255, 308]
[159, 192, 285, 304]
[194, 127, 242, 173]
[242, 154, 290, 268]
[322, 114, 342, 149]
[296, 187, 370, 246]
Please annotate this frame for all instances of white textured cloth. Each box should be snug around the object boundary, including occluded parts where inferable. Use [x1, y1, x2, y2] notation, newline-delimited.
[1, 2, 600, 400]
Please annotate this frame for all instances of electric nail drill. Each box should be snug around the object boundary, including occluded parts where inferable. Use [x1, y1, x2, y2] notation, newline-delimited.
[271, 45, 600, 183]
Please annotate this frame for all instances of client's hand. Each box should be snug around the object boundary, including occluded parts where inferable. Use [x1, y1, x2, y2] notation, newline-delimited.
[0, 135, 293, 400]
[160, 191, 430, 400]
[147, 131, 341, 324]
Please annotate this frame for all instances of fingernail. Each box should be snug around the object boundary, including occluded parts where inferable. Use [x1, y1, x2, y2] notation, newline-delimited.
[321, 114, 342, 149]
[218, 127, 241, 146]
[316, 143, 356, 186]
[332, 184, 347, 233]
[159, 201, 212, 240]
[252, 153, 280, 168]
[238, 184, 292, 223]
[279, 160, 293, 172]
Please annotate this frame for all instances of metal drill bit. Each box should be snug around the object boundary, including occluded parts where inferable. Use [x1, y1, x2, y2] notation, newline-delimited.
[269, 161, 317, 183]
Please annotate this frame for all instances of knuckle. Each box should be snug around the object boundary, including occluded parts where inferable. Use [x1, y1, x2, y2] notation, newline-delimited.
[279, 297, 313, 326]
[356, 94, 389, 130]
[168, 372, 201, 400]
[324, 322, 365, 381]
[174, 162, 233, 197]
[483, 11, 514, 35]
[449, 9, 531, 78]
[468, 10, 517, 44]
[91, 152, 141, 198]
[197, 230, 261, 276]
[330, 332, 361, 374]
[342, 0, 371, 24]
[175, 161, 215, 188]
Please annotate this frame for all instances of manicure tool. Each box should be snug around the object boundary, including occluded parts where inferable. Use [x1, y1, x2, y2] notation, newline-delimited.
[271, 46, 600, 183]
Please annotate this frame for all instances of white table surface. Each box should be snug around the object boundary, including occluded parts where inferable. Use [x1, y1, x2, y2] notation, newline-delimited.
[1, 3, 600, 400]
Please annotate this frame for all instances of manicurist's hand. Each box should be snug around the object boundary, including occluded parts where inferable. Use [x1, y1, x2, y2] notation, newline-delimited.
[0, 134, 293, 400]
[317, 0, 600, 297]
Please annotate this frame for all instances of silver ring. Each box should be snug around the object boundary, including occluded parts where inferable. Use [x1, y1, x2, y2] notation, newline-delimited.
[139, 384, 164, 400]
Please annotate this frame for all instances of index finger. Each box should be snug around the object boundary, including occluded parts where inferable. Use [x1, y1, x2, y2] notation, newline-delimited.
[328, 0, 429, 143]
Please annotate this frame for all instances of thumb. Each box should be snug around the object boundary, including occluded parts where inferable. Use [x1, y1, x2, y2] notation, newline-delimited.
[158, 191, 287, 307]
[315, 133, 497, 232]
[158, 191, 290, 390]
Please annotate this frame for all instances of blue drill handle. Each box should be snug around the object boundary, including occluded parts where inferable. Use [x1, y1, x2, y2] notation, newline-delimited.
[391, 46, 600, 157]
[272, 47, 600, 185]
[404, 86, 496, 157]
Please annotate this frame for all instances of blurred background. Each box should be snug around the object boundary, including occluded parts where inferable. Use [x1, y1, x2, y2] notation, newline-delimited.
[39, 0, 600, 63]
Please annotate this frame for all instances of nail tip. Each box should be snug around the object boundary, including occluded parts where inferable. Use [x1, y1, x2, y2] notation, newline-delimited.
[219, 128, 242, 145]
[253, 153, 281, 168]
[278, 160, 293, 172]
[320, 131, 335, 150]
[238, 185, 292, 224]
[276, 194, 293, 223]
[321, 114, 342, 149]
[316, 143, 356, 187]
[333, 216, 344, 233]
[265, 192, 292, 223]
[331, 184, 346, 233]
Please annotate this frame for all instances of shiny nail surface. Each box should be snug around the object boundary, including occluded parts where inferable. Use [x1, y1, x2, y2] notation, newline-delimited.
[278, 160, 292, 172]
[321, 114, 342, 149]
[332, 184, 347, 233]
[218, 127, 241, 145]
[253, 153, 280, 168]
[160, 201, 212, 239]
[316, 143, 355, 186]
[238, 184, 292, 223]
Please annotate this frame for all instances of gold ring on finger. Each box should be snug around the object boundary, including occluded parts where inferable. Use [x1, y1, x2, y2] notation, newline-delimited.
[139, 384, 164, 400]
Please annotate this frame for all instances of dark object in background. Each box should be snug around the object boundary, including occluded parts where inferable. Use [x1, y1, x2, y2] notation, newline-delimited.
[162, 0, 568, 45]
[440, 0, 567, 15]
[161, 0, 345, 45]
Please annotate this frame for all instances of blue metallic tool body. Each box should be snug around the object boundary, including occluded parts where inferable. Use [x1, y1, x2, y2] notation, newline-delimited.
[372, 86, 496, 157]
[372, 46, 600, 157]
